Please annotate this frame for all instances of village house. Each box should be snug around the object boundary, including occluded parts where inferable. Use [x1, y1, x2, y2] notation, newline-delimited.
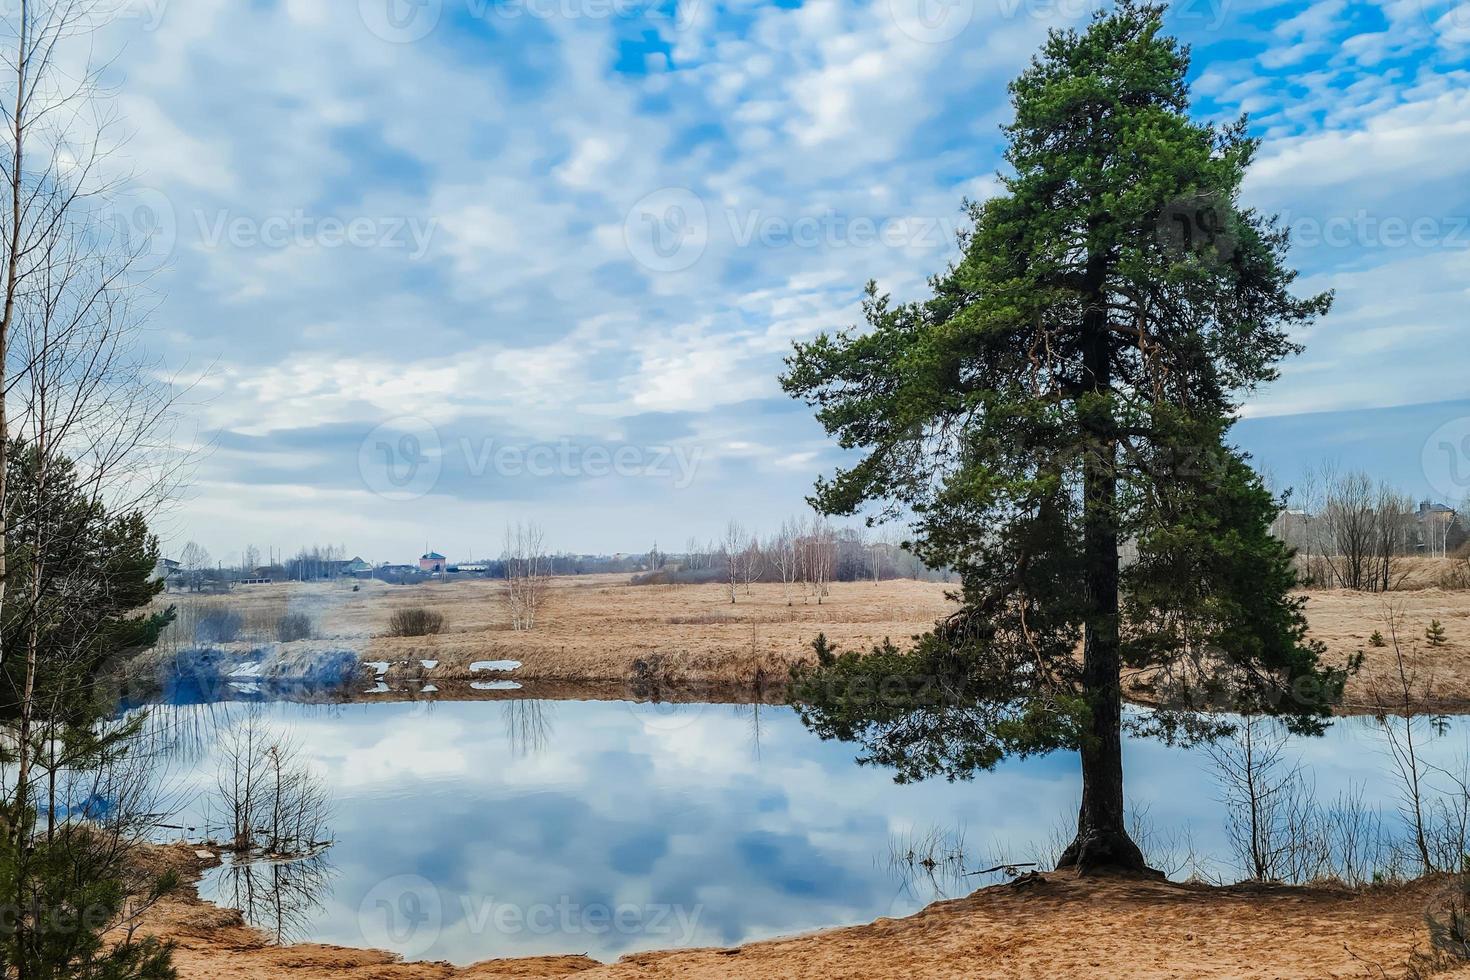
[1416, 500, 1466, 556]
[420, 551, 447, 573]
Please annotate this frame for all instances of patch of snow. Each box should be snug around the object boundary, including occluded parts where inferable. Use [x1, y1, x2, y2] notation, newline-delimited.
[364, 661, 390, 675]
[421, 684, 438, 693]
[469, 660, 522, 673]
[471, 680, 523, 691]
[420, 660, 439, 670]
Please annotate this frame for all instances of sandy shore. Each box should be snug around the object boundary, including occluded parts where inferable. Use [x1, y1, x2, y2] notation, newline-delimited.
[146, 573, 1470, 709]
[142, 845, 1466, 979]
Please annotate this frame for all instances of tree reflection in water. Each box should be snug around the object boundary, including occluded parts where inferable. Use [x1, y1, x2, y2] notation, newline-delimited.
[216, 851, 337, 944]
[503, 699, 555, 758]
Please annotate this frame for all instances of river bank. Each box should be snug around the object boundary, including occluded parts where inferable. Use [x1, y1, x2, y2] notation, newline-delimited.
[138, 574, 1470, 710]
[140, 844, 1462, 979]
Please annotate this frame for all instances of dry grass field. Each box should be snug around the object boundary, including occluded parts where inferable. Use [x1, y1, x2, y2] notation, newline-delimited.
[145, 569, 1470, 708]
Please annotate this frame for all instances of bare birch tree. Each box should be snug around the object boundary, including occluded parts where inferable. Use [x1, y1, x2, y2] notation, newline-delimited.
[722, 519, 744, 604]
[799, 513, 835, 604]
[2, 0, 185, 859]
[503, 521, 549, 631]
[768, 520, 799, 606]
[740, 532, 763, 594]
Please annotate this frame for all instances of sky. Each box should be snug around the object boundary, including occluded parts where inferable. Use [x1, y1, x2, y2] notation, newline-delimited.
[79, 0, 1470, 564]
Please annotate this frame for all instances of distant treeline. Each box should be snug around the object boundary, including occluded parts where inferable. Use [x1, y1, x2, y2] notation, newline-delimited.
[170, 520, 952, 590]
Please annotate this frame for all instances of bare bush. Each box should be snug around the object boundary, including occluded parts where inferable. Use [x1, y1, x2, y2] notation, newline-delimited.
[1208, 715, 1402, 886]
[195, 609, 244, 644]
[387, 608, 445, 637]
[275, 613, 313, 643]
[213, 714, 331, 857]
[1210, 716, 1323, 882]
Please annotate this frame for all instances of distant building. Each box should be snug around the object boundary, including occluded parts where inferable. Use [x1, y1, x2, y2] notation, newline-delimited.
[420, 551, 447, 573]
[452, 562, 492, 574]
[152, 557, 182, 583]
[1416, 500, 1465, 556]
[337, 556, 374, 577]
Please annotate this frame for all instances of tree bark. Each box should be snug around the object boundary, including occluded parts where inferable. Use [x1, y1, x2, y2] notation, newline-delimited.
[1056, 254, 1149, 875]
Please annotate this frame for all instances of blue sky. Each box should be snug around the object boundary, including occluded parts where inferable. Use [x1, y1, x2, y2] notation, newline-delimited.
[90, 0, 1470, 563]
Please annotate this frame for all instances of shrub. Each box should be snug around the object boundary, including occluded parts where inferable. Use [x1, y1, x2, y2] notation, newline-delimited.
[1370, 630, 1386, 648]
[387, 608, 445, 637]
[276, 613, 314, 643]
[195, 609, 243, 644]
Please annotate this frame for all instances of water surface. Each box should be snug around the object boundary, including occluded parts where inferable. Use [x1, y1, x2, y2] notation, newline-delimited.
[148, 698, 1464, 965]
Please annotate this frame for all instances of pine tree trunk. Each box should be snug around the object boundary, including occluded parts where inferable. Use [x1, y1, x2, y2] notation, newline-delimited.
[1056, 258, 1149, 876]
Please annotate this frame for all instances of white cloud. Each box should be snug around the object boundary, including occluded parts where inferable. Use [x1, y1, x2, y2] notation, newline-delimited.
[77, 0, 1470, 556]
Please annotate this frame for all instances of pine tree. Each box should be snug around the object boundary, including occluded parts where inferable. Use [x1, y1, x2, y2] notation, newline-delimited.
[1428, 621, 1449, 648]
[781, 1, 1345, 873]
